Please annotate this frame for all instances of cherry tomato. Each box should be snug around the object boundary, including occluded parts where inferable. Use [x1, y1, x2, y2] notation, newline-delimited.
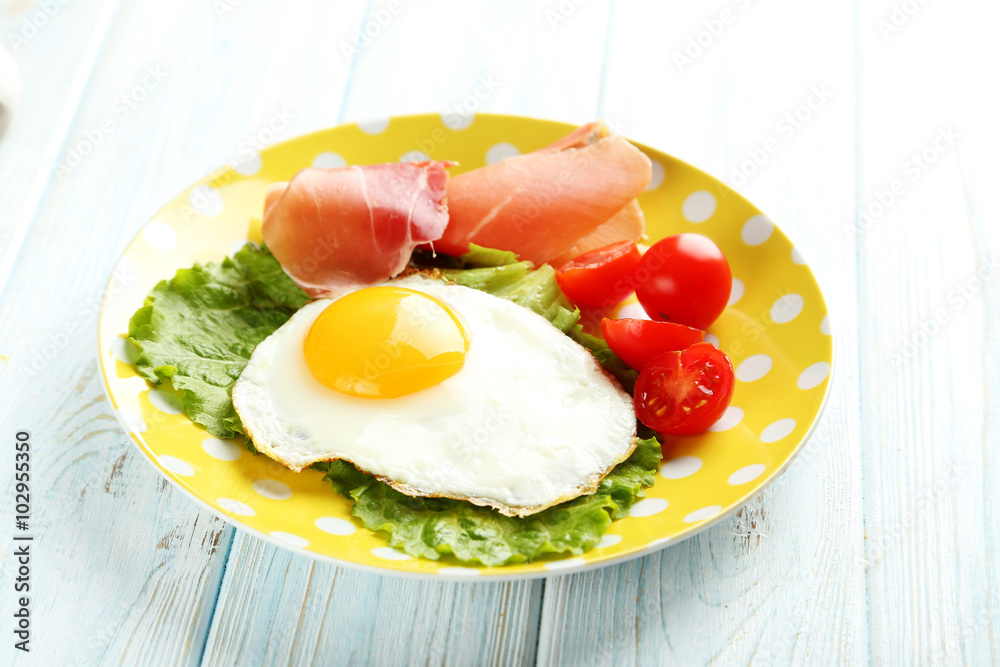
[634, 234, 731, 330]
[633, 342, 734, 436]
[556, 241, 641, 309]
[601, 318, 705, 370]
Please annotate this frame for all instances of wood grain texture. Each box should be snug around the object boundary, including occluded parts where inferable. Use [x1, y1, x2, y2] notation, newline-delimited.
[856, 0, 1000, 663]
[537, 2, 869, 664]
[203, 533, 541, 667]
[0, 0, 997, 664]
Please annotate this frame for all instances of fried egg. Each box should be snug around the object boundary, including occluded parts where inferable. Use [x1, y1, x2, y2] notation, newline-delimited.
[232, 274, 637, 517]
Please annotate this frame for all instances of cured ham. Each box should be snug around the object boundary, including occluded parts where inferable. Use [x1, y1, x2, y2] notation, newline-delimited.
[435, 122, 652, 265]
[262, 161, 450, 297]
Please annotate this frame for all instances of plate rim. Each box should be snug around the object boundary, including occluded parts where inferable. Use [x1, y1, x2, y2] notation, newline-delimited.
[97, 111, 835, 581]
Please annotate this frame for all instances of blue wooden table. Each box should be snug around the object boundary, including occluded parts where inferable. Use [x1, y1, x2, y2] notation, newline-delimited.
[1, 1, 997, 664]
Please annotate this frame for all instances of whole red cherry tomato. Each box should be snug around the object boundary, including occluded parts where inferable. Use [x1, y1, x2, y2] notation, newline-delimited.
[634, 234, 731, 330]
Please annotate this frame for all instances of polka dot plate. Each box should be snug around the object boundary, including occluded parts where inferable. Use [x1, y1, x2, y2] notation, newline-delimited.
[98, 113, 833, 580]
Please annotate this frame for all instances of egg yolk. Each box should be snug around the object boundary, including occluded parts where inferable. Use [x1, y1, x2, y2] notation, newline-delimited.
[304, 286, 470, 399]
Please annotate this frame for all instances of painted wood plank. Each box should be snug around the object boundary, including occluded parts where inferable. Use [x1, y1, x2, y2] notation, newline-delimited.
[203, 533, 541, 667]
[856, 0, 1000, 663]
[0, 0, 122, 299]
[537, 1, 868, 664]
[0, 0, 364, 664]
[201, 1, 613, 663]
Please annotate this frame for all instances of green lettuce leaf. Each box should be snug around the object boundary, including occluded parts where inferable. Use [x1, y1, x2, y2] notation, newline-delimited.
[127, 244, 310, 438]
[314, 436, 660, 566]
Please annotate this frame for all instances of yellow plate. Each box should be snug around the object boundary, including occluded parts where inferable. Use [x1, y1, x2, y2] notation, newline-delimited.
[98, 113, 832, 580]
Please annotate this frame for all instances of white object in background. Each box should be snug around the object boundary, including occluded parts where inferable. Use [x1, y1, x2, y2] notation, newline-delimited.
[0, 44, 21, 134]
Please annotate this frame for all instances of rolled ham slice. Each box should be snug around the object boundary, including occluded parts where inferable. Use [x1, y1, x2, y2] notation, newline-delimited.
[435, 122, 652, 265]
[262, 161, 451, 297]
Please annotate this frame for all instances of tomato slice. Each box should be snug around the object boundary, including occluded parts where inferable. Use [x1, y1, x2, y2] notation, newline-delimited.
[601, 318, 705, 370]
[556, 241, 641, 309]
[634, 233, 732, 330]
[633, 343, 734, 436]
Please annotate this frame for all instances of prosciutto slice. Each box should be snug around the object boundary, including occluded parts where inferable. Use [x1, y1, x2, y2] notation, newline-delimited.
[262, 161, 450, 297]
[435, 122, 651, 265]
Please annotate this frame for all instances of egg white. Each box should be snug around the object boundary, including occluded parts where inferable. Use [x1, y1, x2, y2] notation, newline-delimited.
[232, 274, 637, 517]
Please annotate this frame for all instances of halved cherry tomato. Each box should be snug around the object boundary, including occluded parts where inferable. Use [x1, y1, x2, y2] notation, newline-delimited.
[601, 318, 705, 370]
[556, 241, 641, 309]
[634, 342, 734, 436]
[634, 234, 731, 330]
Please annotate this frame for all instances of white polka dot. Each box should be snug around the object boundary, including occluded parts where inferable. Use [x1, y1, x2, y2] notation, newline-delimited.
[646, 160, 665, 190]
[357, 118, 389, 134]
[660, 456, 703, 480]
[708, 406, 743, 432]
[615, 302, 650, 320]
[400, 150, 430, 163]
[682, 191, 716, 223]
[728, 464, 766, 486]
[148, 388, 183, 414]
[703, 332, 721, 348]
[544, 557, 586, 571]
[142, 221, 176, 251]
[629, 498, 669, 517]
[118, 376, 149, 394]
[486, 142, 519, 164]
[771, 293, 804, 324]
[115, 408, 146, 434]
[217, 497, 255, 516]
[791, 247, 807, 265]
[441, 111, 474, 130]
[158, 455, 194, 477]
[728, 278, 744, 306]
[312, 151, 347, 168]
[683, 505, 722, 523]
[233, 151, 262, 176]
[736, 354, 773, 382]
[371, 547, 411, 561]
[595, 534, 622, 549]
[229, 239, 252, 257]
[438, 566, 481, 576]
[761, 418, 797, 443]
[270, 532, 309, 548]
[797, 362, 831, 390]
[190, 185, 223, 217]
[202, 437, 243, 461]
[253, 479, 292, 500]
[741, 215, 774, 246]
[821, 315, 832, 335]
[109, 337, 138, 364]
[315, 516, 356, 536]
